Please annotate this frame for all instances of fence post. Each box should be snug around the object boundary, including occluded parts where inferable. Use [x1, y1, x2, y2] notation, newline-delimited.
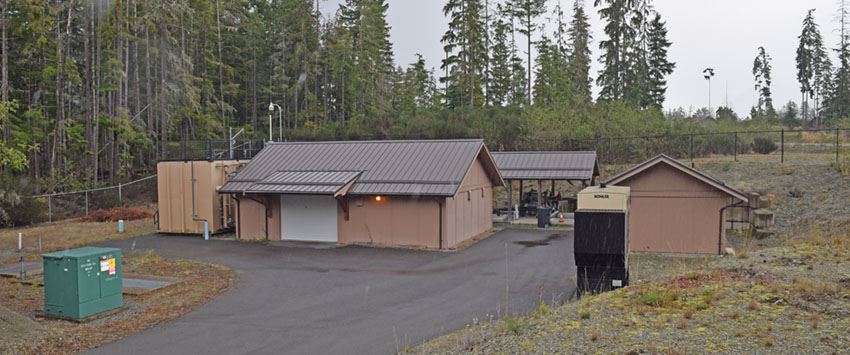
[85, 191, 89, 216]
[48, 196, 52, 223]
[689, 134, 694, 165]
[734, 132, 738, 162]
[781, 129, 785, 164]
[837, 128, 841, 163]
[118, 184, 123, 204]
[207, 140, 213, 161]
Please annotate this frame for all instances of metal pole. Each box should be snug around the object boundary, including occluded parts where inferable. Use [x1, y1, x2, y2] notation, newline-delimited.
[118, 184, 123, 204]
[48, 196, 52, 222]
[278, 109, 283, 143]
[781, 129, 785, 164]
[506, 181, 513, 223]
[837, 128, 841, 163]
[229, 127, 234, 159]
[85, 191, 89, 215]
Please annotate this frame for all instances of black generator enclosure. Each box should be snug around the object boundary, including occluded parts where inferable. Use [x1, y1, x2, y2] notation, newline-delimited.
[574, 211, 627, 255]
[574, 211, 629, 294]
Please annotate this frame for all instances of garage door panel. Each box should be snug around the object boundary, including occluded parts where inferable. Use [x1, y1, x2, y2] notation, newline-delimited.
[281, 195, 338, 242]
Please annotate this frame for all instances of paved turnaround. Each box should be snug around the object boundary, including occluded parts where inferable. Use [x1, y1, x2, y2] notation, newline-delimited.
[89, 229, 576, 355]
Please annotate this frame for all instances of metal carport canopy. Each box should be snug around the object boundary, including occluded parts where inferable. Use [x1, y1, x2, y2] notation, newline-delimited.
[492, 151, 600, 222]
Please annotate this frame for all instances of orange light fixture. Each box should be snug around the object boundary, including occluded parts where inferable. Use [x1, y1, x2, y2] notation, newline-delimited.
[375, 196, 383, 202]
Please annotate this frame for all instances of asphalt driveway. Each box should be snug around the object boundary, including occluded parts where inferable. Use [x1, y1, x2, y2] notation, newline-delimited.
[90, 229, 576, 355]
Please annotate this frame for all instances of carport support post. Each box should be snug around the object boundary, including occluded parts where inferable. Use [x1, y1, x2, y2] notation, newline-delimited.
[537, 180, 543, 208]
[506, 180, 513, 223]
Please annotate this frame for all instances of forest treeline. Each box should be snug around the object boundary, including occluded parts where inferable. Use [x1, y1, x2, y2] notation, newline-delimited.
[1, 0, 850, 199]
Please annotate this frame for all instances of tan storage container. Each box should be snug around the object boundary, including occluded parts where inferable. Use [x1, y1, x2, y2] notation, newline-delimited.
[156, 161, 244, 234]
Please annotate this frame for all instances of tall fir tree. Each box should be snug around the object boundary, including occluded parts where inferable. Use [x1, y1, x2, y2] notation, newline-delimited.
[645, 12, 675, 108]
[489, 16, 512, 106]
[441, 0, 488, 108]
[829, 0, 850, 121]
[567, 0, 593, 104]
[507, 0, 546, 104]
[752, 46, 776, 118]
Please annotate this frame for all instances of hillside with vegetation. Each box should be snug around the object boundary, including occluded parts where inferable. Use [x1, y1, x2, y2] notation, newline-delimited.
[1, 0, 850, 228]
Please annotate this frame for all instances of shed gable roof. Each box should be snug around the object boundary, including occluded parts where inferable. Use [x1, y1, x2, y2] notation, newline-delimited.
[604, 154, 747, 201]
[492, 151, 599, 181]
[220, 139, 503, 196]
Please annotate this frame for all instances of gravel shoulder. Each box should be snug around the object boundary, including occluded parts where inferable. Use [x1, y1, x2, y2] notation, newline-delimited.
[417, 233, 850, 354]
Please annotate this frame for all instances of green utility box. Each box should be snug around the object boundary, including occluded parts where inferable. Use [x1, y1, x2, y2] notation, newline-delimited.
[42, 247, 123, 320]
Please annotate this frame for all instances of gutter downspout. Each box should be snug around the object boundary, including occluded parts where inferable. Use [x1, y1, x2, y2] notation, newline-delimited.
[719, 200, 745, 255]
[235, 196, 241, 240]
[190, 161, 210, 239]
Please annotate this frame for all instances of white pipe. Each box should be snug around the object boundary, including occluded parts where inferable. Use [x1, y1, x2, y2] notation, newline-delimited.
[18, 233, 22, 251]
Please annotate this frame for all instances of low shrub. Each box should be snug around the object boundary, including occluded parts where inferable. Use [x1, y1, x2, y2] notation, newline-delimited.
[752, 137, 778, 154]
[504, 317, 523, 335]
[80, 207, 153, 222]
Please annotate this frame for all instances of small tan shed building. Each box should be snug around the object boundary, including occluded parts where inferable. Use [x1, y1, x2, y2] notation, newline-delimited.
[219, 140, 504, 250]
[605, 155, 747, 255]
[157, 160, 245, 234]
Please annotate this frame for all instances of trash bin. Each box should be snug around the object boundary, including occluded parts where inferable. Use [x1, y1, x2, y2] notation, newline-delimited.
[43, 247, 123, 320]
[537, 207, 550, 228]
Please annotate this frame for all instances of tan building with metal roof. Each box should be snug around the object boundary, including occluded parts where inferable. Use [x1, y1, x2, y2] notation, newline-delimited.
[219, 139, 504, 249]
[606, 155, 747, 255]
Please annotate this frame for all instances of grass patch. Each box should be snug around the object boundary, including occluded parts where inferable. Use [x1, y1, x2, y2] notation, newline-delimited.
[0, 218, 156, 265]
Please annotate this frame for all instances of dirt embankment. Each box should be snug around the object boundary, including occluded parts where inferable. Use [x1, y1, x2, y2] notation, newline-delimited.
[418, 232, 850, 354]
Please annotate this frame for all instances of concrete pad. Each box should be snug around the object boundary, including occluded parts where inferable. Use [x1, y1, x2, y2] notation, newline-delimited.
[122, 274, 181, 295]
[0, 262, 42, 278]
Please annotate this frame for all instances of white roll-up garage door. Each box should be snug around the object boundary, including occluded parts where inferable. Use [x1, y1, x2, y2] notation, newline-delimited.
[280, 195, 338, 242]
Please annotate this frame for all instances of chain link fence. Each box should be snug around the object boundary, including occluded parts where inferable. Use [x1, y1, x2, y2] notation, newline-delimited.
[31, 175, 158, 223]
[562, 128, 850, 165]
[26, 128, 849, 223]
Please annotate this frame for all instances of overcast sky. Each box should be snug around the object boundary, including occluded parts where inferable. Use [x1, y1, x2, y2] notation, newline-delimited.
[319, 0, 844, 116]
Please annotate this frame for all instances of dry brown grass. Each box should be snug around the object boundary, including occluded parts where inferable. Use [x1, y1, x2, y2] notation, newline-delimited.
[80, 207, 153, 222]
[0, 218, 156, 265]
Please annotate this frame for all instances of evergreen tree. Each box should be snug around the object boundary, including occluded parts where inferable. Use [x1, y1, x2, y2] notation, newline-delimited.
[489, 17, 512, 106]
[441, 0, 488, 108]
[645, 12, 675, 108]
[399, 54, 438, 115]
[752, 46, 776, 118]
[506, 0, 546, 104]
[595, 0, 651, 106]
[533, 4, 573, 108]
[828, 0, 850, 122]
[796, 9, 822, 123]
[567, 0, 593, 104]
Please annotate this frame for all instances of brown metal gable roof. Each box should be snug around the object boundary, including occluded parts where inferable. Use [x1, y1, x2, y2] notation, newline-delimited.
[604, 154, 747, 201]
[492, 151, 599, 181]
[222, 139, 500, 196]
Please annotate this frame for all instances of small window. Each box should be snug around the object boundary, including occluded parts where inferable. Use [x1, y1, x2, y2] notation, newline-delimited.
[467, 191, 471, 201]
